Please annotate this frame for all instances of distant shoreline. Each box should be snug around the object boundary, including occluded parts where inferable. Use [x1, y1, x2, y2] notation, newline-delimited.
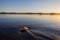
[0, 12, 60, 15]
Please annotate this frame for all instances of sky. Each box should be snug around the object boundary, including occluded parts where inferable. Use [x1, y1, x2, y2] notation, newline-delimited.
[0, 0, 60, 13]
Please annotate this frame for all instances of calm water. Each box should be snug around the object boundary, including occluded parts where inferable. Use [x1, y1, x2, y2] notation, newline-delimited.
[0, 14, 60, 40]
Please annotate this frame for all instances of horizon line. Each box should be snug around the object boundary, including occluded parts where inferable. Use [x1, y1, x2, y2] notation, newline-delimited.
[0, 12, 60, 13]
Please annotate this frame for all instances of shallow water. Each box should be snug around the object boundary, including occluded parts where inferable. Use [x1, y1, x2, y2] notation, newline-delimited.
[0, 14, 60, 40]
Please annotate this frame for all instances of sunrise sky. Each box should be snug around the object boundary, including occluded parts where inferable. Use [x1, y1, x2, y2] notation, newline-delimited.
[0, 0, 60, 13]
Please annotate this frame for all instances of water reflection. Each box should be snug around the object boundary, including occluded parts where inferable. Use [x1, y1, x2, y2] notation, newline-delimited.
[0, 14, 60, 40]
